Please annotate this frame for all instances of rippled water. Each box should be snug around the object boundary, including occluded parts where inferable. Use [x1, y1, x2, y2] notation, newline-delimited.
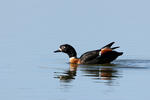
[1, 58, 148, 100]
[0, 37, 150, 100]
[51, 59, 150, 100]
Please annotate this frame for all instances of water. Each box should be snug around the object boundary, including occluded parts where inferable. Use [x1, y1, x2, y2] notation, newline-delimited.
[0, 33, 150, 100]
[0, 34, 150, 100]
[0, 53, 150, 100]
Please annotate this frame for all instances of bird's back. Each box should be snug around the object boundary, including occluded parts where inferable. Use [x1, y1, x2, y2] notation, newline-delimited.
[80, 50, 123, 64]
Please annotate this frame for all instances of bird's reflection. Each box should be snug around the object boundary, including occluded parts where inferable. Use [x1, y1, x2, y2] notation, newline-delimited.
[54, 63, 120, 85]
[100, 67, 118, 80]
[80, 64, 120, 85]
[54, 64, 78, 82]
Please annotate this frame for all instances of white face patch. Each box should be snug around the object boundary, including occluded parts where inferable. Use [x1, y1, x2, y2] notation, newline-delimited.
[59, 48, 62, 51]
[99, 51, 102, 56]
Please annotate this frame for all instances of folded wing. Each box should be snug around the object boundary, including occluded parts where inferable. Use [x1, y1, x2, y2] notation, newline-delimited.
[80, 42, 123, 64]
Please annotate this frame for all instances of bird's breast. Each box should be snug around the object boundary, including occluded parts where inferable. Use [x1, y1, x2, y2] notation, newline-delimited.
[69, 57, 81, 64]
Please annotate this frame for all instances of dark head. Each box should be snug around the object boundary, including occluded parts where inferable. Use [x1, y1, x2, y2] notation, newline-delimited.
[54, 44, 77, 58]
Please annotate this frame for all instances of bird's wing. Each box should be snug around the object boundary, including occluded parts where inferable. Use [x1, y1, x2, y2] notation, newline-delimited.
[80, 50, 123, 64]
[79, 50, 100, 64]
[79, 42, 122, 64]
[94, 51, 123, 64]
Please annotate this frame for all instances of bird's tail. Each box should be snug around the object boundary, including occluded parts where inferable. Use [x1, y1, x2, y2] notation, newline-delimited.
[101, 42, 120, 50]
[111, 46, 120, 50]
[118, 52, 123, 56]
[102, 42, 115, 49]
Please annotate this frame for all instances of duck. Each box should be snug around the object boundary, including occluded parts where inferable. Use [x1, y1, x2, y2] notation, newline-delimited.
[54, 42, 123, 64]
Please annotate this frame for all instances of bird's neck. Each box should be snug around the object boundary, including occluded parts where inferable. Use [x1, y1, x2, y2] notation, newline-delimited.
[67, 49, 80, 64]
[67, 49, 77, 58]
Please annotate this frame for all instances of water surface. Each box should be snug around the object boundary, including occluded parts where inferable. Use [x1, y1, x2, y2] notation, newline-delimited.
[0, 58, 149, 100]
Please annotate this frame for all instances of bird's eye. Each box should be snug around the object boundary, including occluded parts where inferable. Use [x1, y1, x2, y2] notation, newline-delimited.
[62, 46, 66, 49]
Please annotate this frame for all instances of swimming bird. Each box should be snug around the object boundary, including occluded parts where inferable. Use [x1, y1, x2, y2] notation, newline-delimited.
[54, 42, 123, 64]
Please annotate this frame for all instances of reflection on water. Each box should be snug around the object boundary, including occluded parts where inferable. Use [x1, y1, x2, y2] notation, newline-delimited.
[54, 63, 121, 85]
[100, 68, 118, 80]
[54, 59, 150, 86]
[54, 64, 78, 83]
[80, 64, 121, 86]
